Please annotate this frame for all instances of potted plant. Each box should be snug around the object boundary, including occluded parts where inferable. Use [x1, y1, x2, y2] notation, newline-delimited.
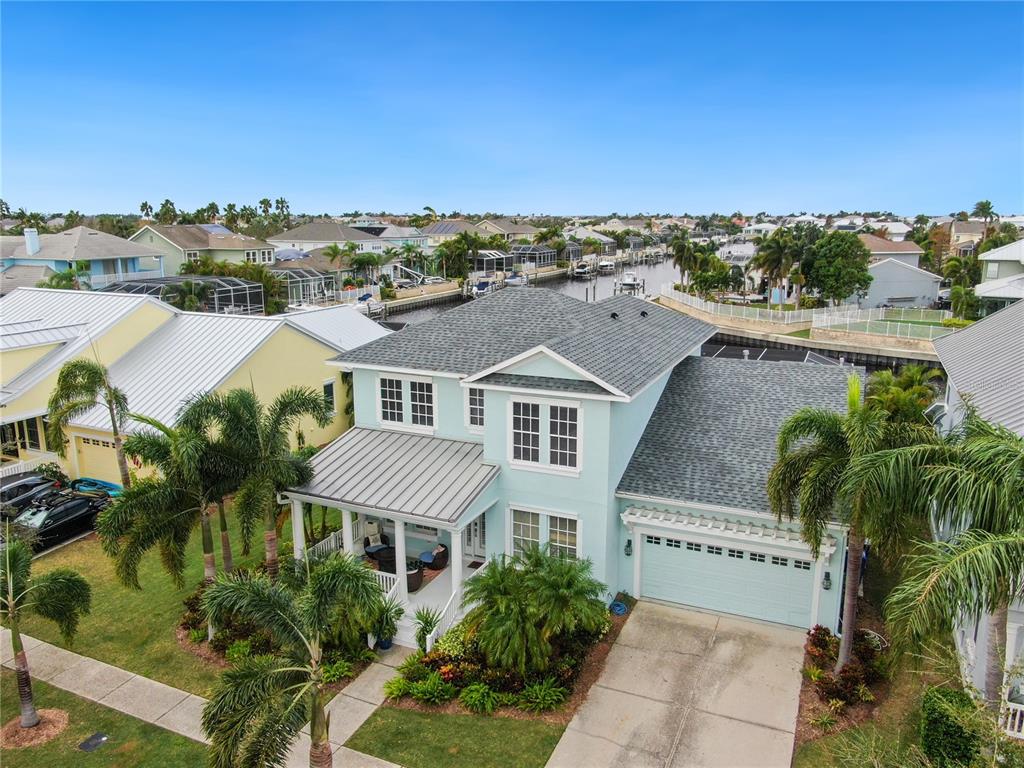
[413, 606, 442, 653]
[374, 596, 404, 650]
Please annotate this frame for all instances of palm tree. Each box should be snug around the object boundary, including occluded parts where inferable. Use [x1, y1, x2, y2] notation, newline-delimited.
[865, 364, 942, 422]
[2, 536, 91, 727]
[201, 555, 380, 768]
[422, 205, 438, 222]
[96, 413, 236, 596]
[399, 241, 425, 274]
[767, 376, 933, 670]
[352, 251, 383, 283]
[259, 198, 273, 217]
[750, 229, 796, 310]
[972, 200, 996, 237]
[788, 263, 806, 307]
[139, 201, 153, 220]
[161, 280, 214, 312]
[462, 545, 605, 675]
[183, 387, 331, 578]
[670, 233, 698, 291]
[844, 412, 1024, 704]
[47, 359, 132, 489]
[37, 260, 92, 290]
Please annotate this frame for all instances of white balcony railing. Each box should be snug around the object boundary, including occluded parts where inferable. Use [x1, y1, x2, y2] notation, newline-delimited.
[1006, 700, 1024, 740]
[89, 270, 164, 290]
[306, 530, 344, 560]
[0, 452, 60, 479]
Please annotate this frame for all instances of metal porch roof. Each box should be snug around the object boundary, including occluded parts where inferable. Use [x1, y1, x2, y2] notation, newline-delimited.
[289, 428, 499, 525]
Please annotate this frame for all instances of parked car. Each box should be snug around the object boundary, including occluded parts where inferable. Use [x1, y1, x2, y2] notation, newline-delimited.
[13, 490, 110, 551]
[0, 472, 59, 518]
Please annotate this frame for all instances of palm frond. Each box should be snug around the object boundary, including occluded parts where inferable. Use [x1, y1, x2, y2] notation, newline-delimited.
[28, 569, 92, 643]
[202, 572, 304, 650]
[300, 553, 380, 633]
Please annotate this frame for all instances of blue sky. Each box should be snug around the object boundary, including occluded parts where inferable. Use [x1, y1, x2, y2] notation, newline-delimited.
[3, 2, 1022, 216]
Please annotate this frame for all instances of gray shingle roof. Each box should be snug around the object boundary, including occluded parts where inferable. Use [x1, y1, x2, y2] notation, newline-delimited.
[478, 373, 608, 395]
[142, 225, 272, 251]
[335, 288, 716, 397]
[268, 221, 378, 243]
[1, 227, 165, 261]
[617, 358, 855, 513]
[290, 428, 499, 524]
[421, 220, 487, 236]
[933, 300, 1024, 436]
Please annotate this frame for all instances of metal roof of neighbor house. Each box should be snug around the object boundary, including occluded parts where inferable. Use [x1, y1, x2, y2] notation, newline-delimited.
[0, 288, 172, 406]
[857, 233, 924, 254]
[0, 323, 86, 351]
[974, 273, 1024, 301]
[480, 218, 540, 235]
[267, 221, 379, 243]
[420, 220, 487, 236]
[978, 238, 1024, 265]
[933, 300, 1024, 436]
[1, 227, 166, 261]
[335, 288, 716, 398]
[289, 427, 499, 524]
[68, 306, 388, 432]
[140, 225, 272, 251]
[617, 357, 855, 514]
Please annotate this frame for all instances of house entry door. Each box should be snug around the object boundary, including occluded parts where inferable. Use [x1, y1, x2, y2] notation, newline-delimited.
[463, 516, 486, 559]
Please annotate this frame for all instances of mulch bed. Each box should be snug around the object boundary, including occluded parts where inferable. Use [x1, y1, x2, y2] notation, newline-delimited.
[792, 600, 891, 749]
[1, 709, 69, 748]
[387, 593, 634, 725]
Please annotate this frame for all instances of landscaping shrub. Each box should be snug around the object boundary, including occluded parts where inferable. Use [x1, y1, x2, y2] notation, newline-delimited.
[322, 659, 354, 684]
[432, 621, 471, 661]
[181, 610, 204, 630]
[806, 625, 839, 667]
[496, 691, 518, 708]
[920, 687, 980, 768]
[410, 672, 457, 705]
[852, 629, 880, 664]
[479, 666, 524, 694]
[383, 676, 412, 700]
[398, 651, 430, 682]
[188, 627, 206, 644]
[225, 639, 252, 664]
[799, 295, 822, 309]
[940, 318, 973, 329]
[517, 678, 567, 713]
[802, 664, 825, 682]
[211, 630, 234, 654]
[459, 683, 499, 715]
[413, 607, 442, 653]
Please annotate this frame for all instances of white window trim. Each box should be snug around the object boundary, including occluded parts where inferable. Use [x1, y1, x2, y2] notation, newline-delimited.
[184, 250, 201, 263]
[464, 386, 485, 435]
[322, 378, 337, 414]
[505, 503, 581, 559]
[506, 396, 582, 477]
[375, 373, 436, 435]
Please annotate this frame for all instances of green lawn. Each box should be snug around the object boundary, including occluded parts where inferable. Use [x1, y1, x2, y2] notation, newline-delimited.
[18, 504, 341, 697]
[346, 707, 565, 768]
[0, 670, 206, 767]
[786, 328, 812, 339]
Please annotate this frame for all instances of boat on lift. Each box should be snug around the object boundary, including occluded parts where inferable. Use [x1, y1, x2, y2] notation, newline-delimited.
[617, 271, 642, 293]
[572, 260, 596, 279]
[597, 259, 616, 274]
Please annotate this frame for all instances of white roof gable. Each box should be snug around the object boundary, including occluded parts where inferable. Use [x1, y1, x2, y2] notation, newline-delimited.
[282, 305, 390, 352]
[978, 238, 1024, 265]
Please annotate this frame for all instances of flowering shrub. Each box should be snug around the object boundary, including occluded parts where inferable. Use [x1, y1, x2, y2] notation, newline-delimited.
[805, 625, 839, 667]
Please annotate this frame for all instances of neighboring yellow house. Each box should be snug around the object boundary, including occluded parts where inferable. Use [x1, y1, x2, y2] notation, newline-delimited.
[1, 288, 389, 485]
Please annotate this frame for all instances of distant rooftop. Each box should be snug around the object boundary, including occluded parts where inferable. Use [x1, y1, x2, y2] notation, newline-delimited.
[1, 226, 165, 261]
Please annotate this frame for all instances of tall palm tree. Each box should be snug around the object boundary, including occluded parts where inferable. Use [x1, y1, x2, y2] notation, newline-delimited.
[2, 536, 91, 727]
[37, 260, 92, 290]
[972, 200, 996, 237]
[201, 555, 381, 768]
[768, 376, 933, 670]
[670, 233, 698, 291]
[47, 359, 132, 489]
[751, 229, 796, 310]
[865, 364, 942, 422]
[259, 198, 273, 217]
[161, 280, 215, 312]
[399, 241, 425, 273]
[96, 413, 237, 594]
[183, 387, 331, 579]
[139, 201, 153, 220]
[844, 412, 1024, 704]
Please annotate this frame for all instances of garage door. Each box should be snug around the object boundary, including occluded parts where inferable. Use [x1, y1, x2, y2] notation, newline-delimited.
[640, 533, 814, 628]
[75, 436, 121, 484]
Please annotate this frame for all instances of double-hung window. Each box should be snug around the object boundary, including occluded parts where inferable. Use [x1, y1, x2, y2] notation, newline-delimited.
[184, 250, 201, 263]
[548, 515, 577, 559]
[323, 380, 336, 413]
[467, 388, 485, 429]
[245, 249, 258, 263]
[549, 405, 578, 468]
[379, 378, 403, 423]
[410, 380, 434, 427]
[511, 402, 540, 462]
[511, 509, 540, 555]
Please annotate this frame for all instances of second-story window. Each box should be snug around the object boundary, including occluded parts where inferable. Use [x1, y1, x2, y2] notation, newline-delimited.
[185, 250, 201, 263]
[512, 402, 540, 462]
[410, 380, 434, 427]
[468, 388, 485, 428]
[323, 380, 336, 413]
[549, 405, 578, 468]
[380, 378, 403, 422]
[245, 249, 258, 263]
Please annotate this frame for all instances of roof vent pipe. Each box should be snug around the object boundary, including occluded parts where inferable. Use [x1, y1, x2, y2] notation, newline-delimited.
[610, 312, 619, 320]
[743, 349, 750, 360]
[24, 228, 40, 256]
[640, 310, 648, 317]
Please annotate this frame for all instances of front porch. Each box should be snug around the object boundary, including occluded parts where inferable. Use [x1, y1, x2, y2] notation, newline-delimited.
[285, 426, 500, 649]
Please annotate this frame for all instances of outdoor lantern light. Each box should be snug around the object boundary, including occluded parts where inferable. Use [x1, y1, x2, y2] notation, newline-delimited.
[624, 539, 633, 557]
[823, 571, 832, 590]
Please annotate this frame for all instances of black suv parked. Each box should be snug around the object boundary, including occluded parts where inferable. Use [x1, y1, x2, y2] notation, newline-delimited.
[0, 472, 59, 518]
[12, 490, 110, 551]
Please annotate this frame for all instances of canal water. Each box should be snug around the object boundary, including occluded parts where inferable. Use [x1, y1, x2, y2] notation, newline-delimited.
[393, 259, 681, 324]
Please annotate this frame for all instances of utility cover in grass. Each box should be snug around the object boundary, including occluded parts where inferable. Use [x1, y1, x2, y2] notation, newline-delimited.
[79, 732, 108, 751]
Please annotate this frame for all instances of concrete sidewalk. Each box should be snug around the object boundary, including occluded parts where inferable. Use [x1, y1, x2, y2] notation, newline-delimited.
[1, 628, 403, 767]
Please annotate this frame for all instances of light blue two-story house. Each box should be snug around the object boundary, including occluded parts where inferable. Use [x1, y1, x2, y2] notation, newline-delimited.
[284, 288, 852, 647]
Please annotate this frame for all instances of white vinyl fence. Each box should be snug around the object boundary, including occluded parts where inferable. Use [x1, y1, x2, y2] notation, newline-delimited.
[660, 284, 858, 325]
[812, 307, 955, 341]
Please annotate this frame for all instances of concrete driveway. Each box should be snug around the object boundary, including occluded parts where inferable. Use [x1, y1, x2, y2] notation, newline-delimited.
[547, 602, 805, 768]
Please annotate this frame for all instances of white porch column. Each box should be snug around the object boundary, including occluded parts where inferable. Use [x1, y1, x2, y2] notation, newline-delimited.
[355, 513, 366, 554]
[341, 510, 354, 554]
[290, 498, 305, 560]
[450, 529, 464, 603]
[394, 519, 408, 604]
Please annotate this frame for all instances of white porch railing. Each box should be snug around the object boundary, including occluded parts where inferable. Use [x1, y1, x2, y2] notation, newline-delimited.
[90, 270, 164, 289]
[1005, 700, 1024, 740]
[306, 530, 344, 560]
[424, 560, 490, 652]
[0, 452, 59, 479]
[374, 570, 399, 602]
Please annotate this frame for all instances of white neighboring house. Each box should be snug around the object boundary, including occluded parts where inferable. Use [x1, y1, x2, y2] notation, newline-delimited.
[932, 302, 1024, 737]
[562, 226, 616, 255]
[849, 258, 941, 308]
[267, 221, 383, 254]
[858, 233, 924, 268]
[717, 241, 757, 267]
[741, 222, 778, 240]
[476, 218, 540, 243]
[979, 238, 1024, 282]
